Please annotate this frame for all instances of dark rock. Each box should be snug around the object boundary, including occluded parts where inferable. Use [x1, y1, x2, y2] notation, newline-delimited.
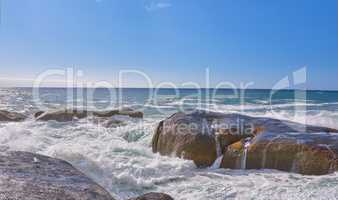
[34, 111, 45, 118]
[128, 192, 174, 200]
[35, 109, 88, 122]
[93, 110, 120, 117]
[35, 108, 143, 122]
[0, 110, 26, 122]
[118, 107, 143, 118]
[93, 108, 143, 118]
[0, 151, 114, 200]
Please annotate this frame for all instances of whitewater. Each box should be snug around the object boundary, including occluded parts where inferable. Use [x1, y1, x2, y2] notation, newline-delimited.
[0, 88, 337, 200]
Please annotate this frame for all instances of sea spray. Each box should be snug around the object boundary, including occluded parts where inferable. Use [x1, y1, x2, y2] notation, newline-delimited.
[209, 133, 223, 169]
[240, 138, 252, 170]
[210, 155, 224, 169]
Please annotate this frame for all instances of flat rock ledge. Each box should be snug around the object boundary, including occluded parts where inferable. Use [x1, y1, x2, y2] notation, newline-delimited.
[0, 151, 114, 200]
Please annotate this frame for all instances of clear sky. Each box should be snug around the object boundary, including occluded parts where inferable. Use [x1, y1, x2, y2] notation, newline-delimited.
[0, 0, 337, 90]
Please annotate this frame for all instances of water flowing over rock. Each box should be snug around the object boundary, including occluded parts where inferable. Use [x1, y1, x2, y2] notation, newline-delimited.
[35, 108, 143, 122]
[0, 110, 27, 122]
[128, 192, 174, 200]
[153, 110, 338, 174]
[0, 151, 114, 200]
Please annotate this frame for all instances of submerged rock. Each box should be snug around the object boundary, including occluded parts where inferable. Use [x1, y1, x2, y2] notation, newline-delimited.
[0, 110, 26, 122]
[0, 151, 114, 200]
[35, 108, 143, 122]
[152, 110, 338, 172]
[128, 192, 174, 200]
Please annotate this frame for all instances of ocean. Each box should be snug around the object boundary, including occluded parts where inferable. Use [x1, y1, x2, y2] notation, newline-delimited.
[0, 87, 337, 199]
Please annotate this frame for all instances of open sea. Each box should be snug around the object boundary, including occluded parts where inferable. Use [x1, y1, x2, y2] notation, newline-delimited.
[0, 87, 337, 200]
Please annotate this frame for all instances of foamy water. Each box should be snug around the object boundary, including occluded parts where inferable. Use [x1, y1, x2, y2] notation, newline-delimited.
[0, 88, 337, 199]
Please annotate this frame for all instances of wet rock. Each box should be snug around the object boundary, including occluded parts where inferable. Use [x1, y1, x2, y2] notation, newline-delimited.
[128, 192, 174, 200]
[0, 151, 114, 200]
[35, 109, 88, 122]
[35, 108, 143, 122]
[93, 108, 143, 118]
[0, 110, 26, 122]
[153, 110, 337, 168]
[118, 107, 143, 118]
[152, 111, 254, 167]
[34, 111, 45, 118]
[221, 132, 338, 175]
[95, 118, 126, 128]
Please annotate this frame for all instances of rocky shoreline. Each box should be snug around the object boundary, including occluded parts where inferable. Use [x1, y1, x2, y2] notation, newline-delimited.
[0, 109, 337, 199]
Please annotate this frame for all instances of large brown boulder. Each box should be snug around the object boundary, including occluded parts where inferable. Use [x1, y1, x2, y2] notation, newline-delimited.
[152, 110, 337, 170]
[221, 131, 338, 175]
[0, 110, 26, 122]
[128, 192, 174, 200]
[0, 151, 114, 200]
[152, 111, 257, 167]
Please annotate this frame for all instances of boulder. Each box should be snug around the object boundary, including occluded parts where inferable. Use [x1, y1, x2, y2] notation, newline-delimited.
[91, 117, 127, 128]
[93, 108, 143, 118]
[128, 192, 174, 200]
[34, 111, 45, 118]
[0, 151, 114, 200]
[152, 110, 337, 169]
[35, 109, 88, 122]
[0, 110, 26, 122]
[221, 131, 338, 175]
[35, 108, 143, 122]
[152, 111, 256, 167]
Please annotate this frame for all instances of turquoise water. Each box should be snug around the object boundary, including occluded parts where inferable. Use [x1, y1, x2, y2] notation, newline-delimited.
[0, 87, 337, 199]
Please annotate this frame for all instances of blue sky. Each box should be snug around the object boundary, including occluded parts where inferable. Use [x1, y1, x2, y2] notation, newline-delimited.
[0, 0, 337, 89]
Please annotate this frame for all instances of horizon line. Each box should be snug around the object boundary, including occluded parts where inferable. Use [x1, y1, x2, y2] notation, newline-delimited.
[1, 86, 338, 92]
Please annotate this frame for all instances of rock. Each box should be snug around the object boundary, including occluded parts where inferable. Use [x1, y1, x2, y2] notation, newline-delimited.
[152, 111, 254, 167]
[91, 118, 126, 128]
[93, 110, 120, 117]
[0, 151, 114, 200]
[221, 131, 338, 175]
[34, 111, 45, 118]
[153, 110, 337, 169]
[128, 192, 174, 200]
[35, 109, 88, 122]
[118, 107, 143, 118]
[35, 108, 143, 122]
[93, 108, 143, 118]
[0, 110, 26, 122]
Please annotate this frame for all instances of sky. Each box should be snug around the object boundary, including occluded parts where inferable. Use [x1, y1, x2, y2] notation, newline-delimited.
[0, 0, 337, 90]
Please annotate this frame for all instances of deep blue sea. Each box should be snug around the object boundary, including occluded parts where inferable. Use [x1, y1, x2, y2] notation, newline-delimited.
[0, 87, 337, 199]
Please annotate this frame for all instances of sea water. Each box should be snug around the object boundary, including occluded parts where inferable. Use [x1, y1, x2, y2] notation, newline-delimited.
[0, 87, 337, 200]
